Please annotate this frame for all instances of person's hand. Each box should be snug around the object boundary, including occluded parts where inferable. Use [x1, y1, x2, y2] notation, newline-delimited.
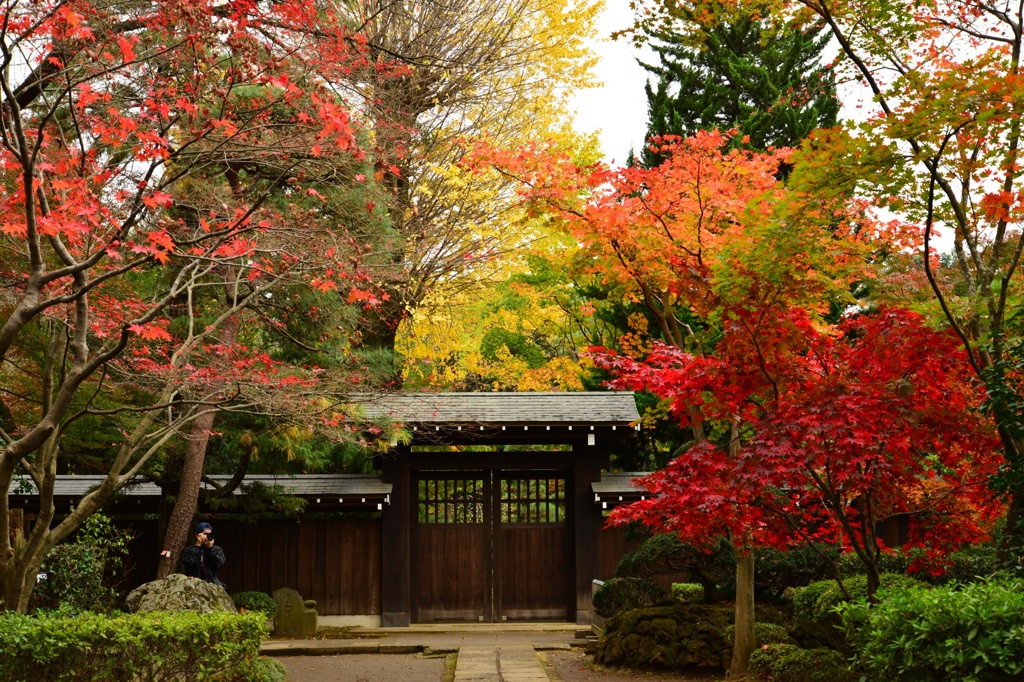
[196, 532, 208, 546]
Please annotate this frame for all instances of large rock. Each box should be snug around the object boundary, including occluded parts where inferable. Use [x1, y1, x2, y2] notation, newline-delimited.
[126, 573, 237, 614]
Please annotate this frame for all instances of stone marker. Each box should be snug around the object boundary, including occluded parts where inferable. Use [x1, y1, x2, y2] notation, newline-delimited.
[272, 587, 318, 638]
[127, 573, 236, 613]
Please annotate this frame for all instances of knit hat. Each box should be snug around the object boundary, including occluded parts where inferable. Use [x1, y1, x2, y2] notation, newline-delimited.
[195, 522, 213, 534]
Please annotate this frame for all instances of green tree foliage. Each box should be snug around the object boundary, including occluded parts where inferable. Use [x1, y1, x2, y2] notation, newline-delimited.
[638, 13, 839, 164]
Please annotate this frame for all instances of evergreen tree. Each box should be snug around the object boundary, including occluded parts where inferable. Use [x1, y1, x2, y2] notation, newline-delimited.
[639, 15, 839, 165]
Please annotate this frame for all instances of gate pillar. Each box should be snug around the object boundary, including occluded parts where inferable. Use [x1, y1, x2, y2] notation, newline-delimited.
[381, 446, 411, 627]
[574, 446, 605, 625]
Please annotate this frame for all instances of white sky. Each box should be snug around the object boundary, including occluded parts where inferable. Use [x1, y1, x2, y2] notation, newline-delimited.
[570, 4, 865, 162]
[570, 2, 654, 165]
[571, 5, 957, 252]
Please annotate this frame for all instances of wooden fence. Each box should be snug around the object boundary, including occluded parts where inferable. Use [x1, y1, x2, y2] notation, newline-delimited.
[599, 525, 688, 589]
[121, 518, 382, 615]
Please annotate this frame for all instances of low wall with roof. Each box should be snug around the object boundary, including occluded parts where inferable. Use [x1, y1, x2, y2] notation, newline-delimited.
[121, 517, 382, 616]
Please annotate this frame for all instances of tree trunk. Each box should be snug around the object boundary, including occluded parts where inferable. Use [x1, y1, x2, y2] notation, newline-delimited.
[155, 314, 240, 579]
[7, 509, 24, 550]
[730, 547, 756, 679]
[155, 410, 217, 579]
[726, 417, 755, 679]
[1000, 482, 1024, 569]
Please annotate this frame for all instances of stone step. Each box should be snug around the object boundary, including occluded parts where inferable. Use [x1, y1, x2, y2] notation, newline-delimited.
[454, 645, 549, 682]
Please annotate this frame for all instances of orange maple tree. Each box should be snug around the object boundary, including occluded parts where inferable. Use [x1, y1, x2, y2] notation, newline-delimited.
[468, 129, 1001, 674]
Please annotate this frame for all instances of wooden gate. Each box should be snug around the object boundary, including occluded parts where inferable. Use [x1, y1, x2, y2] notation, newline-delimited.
[412, 469, 571, 622]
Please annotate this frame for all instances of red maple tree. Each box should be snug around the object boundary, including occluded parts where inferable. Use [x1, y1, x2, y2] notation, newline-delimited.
[0, 0, 386, 611]
[597, 307, 1004, 599]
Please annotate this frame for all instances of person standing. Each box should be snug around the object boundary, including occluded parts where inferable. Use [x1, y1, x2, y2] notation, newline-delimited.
[178, 521, 226, 588]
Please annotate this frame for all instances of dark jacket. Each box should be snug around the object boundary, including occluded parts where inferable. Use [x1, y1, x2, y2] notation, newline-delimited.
[180, 544, 226, 587]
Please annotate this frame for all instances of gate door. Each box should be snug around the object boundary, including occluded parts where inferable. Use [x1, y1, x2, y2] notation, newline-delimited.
[496, 471, 571, 621]
[413, 469, 571, 622]
[413, 472, 490, 622]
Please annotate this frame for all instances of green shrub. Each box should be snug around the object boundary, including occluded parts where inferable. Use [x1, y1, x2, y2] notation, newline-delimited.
[841, 577, 1024, 682]
[0, 610, 267, 681]
[836, 545, 999, 584]
[792, 573, 927, 651]
[749, 644, 857, 682]
[755, 545, 837, 597]
[592, 577, 668, 618]
[30, 514, 132, 614]
[233, 591, 279, 620]
[725, 622, 793, 650]
[249, 656, 288, 682]
[595, 603, 734, 670]
[615, 534, 732, 600]
[671, 582, 705, 603]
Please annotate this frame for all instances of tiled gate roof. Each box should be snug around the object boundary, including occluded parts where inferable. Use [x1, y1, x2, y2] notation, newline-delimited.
[361, 391, 639, 425]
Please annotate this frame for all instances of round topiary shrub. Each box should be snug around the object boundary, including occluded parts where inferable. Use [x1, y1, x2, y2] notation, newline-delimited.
[592, 577, 668, 618]
[232, 591, 279, 620]
[247, 656, 288, 682]
[749, 643, 857, 682]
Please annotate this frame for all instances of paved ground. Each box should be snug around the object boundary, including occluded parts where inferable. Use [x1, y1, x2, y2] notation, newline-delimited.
[265, 624, 724, 682]
[279, 653, 449, 682]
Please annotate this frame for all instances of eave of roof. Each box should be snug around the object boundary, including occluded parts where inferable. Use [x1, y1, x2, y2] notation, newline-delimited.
[9, 474, 392, 501]
[592, 472, 651, 508]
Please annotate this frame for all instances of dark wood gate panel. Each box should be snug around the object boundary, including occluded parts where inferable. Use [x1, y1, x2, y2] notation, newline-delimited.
[497, 472, 571, 621]
[412, 469, 571, 622]
[413, 472, 490, 622]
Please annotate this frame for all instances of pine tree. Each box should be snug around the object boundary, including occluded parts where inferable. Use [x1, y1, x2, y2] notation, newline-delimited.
[639, 15, 839, 166]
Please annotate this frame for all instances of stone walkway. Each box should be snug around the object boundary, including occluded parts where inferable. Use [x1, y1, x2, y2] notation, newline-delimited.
[262, 623, 582, 681]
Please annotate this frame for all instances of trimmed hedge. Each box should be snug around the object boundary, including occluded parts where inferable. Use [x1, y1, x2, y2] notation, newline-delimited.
[749, 644, 856, 682]
[0, 610, 267, 681]
[592, 577, 667, 618]
[671, 582, 705, 603]
[232, 591, 279, 620]
[842, 577, 1024, 682]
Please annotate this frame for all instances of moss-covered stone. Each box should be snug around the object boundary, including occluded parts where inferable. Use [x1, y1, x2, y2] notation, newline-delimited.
[595, 603, 734, 671]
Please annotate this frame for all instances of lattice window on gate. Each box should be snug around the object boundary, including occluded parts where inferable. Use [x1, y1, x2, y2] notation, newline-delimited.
[417, 478, 485, 523]
[500, 478, 565, 523]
